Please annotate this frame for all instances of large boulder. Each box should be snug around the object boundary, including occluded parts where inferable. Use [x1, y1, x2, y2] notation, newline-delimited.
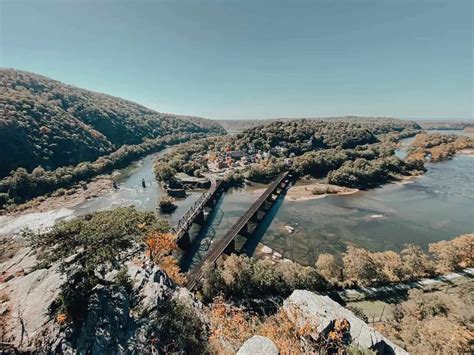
[72, 284, 133, 354]
[0, 252, 186, 353]
[68, 258, 177, 353]
[237, 335, 279, 355]
[283, 290, 408, 355]
[0, 247, 63, 350]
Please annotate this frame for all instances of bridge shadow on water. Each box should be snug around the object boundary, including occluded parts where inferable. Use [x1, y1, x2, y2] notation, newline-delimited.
[240, 189, 288, 257]
[179, 194, 225, 272]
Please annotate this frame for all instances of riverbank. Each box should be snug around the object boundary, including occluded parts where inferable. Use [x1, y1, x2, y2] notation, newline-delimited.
[2, 175, 115, 217]
[459, 148, 474, 157]
[0, 208, 76, 237]
[340, 267, 474, 302]
[253, 241, 474, 306]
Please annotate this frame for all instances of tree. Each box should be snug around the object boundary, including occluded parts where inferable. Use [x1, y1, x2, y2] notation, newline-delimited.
[154, 163, 177, 182]
[428, 234, 473, 273]
[145, 231, 178, 259]
[400, 244, 435, 279]
[371, 251, 404, 283]
[158, 195, 177, 213]
[200, 254, 329, 303]
[342, 246, 379, 286]
[376, 288, 472, 354]
[144, 231, 184, 285]
[316, 253, 341, 281]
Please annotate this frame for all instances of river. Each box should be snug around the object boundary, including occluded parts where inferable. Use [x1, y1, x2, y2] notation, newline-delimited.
[0, 149, 202, 236]
[1, 130, 473, 268]
[184, 129, 474, 266]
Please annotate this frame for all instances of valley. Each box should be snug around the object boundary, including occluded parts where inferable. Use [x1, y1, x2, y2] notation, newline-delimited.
[1, 70, 473, 354]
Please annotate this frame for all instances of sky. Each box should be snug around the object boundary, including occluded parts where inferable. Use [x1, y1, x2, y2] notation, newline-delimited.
[1, 0, 472, 120]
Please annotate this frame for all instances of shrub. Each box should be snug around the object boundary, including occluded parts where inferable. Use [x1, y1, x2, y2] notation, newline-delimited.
[342, 246, 379, 286]
[200, 255, 330, 303]
[316, 253, 341, 281]
[146, 300, 209, 354]
[208, 297, 259, 353]
[30, 207, 168, 323]
[377, 287, 472, 354]
[158, 195, 177, 213]
[400, 244, 435, 279]
[260, 306, 318, 354]
[154, 163, 177, 182]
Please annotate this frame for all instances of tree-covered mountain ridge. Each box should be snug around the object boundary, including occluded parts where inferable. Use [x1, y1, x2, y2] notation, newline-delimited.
[0, 68, 225, 177]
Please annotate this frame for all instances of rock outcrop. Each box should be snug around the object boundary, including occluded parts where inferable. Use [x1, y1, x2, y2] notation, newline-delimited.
[283, 290, 408, 354]
[0, 248, 63, 351]
[237, 335, 279, 355]
[0, 249, 190, 353]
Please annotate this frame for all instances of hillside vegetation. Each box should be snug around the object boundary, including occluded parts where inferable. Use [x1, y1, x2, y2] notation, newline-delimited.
[0, 69, 225, 208]
[0, 68, 225, 178]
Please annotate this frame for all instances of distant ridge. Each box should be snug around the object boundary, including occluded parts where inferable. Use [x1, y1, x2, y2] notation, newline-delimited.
[217, 116, 420, 134]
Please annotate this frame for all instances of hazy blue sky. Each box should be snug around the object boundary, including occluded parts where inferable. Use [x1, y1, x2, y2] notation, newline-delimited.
[1, 0, 472, 120]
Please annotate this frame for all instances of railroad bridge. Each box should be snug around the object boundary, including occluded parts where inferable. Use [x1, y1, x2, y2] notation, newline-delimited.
[172, 177, 225, 250]
[186, 171, 293, 290]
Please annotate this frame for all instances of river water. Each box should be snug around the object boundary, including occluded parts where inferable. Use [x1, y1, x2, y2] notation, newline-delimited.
[1, 130, 473, 267]
[72, 150, 203, 227]
[184, 129, 474, 266]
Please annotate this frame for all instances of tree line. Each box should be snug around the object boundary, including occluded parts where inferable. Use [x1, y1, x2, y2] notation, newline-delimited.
[0, 133, 208, 210]
[199, 234, 473, 305]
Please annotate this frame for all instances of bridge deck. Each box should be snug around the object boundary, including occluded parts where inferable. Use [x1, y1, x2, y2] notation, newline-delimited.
[186, 171, 289, 289]
[172, 177, 222, 241]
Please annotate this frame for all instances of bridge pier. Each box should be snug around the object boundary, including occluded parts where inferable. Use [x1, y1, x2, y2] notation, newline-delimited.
[223, 239, 236, 255]
[205, 196, 217, 208]
[239, 223, 253, 238]
[194, 210, 206, 226]
[262, 200, 273, 211]
[177, 232, 191, 250]
[250, 210, 264, 222]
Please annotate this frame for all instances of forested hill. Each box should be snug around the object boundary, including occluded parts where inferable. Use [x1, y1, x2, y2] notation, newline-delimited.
[0, 69, 225, 177]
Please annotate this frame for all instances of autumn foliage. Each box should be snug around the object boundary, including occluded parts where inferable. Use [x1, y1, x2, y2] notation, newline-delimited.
[259, 307, 317, 354]
[208, 297, 317, 354]
[429, 233, 474, 273]
[208, 297, 259, 353]
[145, 232, 178, 259]
[56, 313, 68, 325]
[376, 287, 474, 354]
[315, 234, 473, 288]
[144, 232, 185, 285]
[406, 133, 473, 162]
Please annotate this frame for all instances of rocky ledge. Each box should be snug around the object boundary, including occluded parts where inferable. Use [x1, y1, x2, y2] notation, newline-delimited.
[283, 290, 407, 354]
